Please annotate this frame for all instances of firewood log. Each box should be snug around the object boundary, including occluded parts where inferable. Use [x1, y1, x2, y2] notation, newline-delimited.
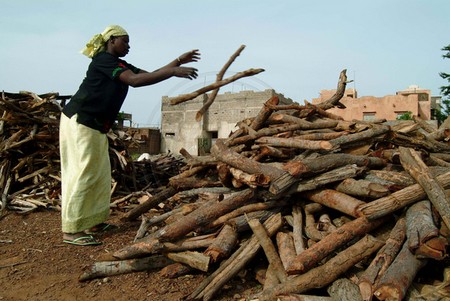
[121, 186, 177, 221]
[358, 216, 406, 301]
[187, 213, 283, 301]
[304, 189, 366, 218]
[399, 146, 450, 229]
[169, 68, 265, 105]
[275, 295, 332, 301]
[327, 278, 363, 301]
[258, 233, 387, 301]
[255, 136, 333, 150]
[334, 178, 390, 199]
[373, 240, 428, 301]
[356, 171, 450, 220]
[160, 262, 193, 278]
[205, 200, 286, 229]
[79, 255, 174, 282]
[406, 200, 447, 260]
[315, 69, 349, 111]
[165, 251, 210, 272]
[204, 224, 238, 263]
[293, 164, 366, 193]
[329, 125, 390, 149]
[248, 218, 288, 283]
[263, 264, 281, 290]
[292, 205, 306, 254]
[276, 231, 297, 270]
[286, 216, 388, 275]
[196, 45, 246, 121]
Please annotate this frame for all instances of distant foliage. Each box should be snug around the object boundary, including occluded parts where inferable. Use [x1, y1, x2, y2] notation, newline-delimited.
[436, 44, 450, 124]
[397, 111, 413, 120]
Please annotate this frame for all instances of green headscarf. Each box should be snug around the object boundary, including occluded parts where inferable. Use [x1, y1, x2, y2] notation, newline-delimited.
[81, 25, 128, 58]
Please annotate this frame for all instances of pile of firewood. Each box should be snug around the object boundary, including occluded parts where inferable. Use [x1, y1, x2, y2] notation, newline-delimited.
[80, 70, 450, 301]
[0, 91, 186, 217]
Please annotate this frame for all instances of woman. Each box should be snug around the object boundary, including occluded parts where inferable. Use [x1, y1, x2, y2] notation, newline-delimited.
[60, 25, 200, 246]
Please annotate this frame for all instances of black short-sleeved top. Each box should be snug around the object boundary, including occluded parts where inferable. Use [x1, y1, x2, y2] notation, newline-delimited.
[63, 52, 140, 133]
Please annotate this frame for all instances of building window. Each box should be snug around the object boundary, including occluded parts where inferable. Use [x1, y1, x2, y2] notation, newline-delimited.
[363, 112, 376, 121]
[210, 131, 218, 139]
[165, 132, 175, 138]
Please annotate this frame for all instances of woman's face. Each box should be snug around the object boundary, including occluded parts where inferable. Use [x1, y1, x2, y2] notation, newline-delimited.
[109, 35, 130, 57]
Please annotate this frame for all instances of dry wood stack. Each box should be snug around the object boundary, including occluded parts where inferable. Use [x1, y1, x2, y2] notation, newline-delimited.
[78, 70, 450, 301]
[0, 91, 186, 217]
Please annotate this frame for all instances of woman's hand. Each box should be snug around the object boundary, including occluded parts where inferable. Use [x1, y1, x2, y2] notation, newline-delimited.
[173, 66, 198, 80]
[178, 49, 201, 65]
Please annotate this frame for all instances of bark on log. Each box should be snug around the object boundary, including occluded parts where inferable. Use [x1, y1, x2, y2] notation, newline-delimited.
[328, 125, 390, 149]
[295, 131, 349, 141]
[293, 153, 386, 178]
[387, 130, 450, 153]
[364, 170, 415, 188]
[275, 295, 332, 301]
[162, 235, 217, 252]
[294, 164, 366, 193]
[258, 234, 386, 301]
[121, 186, 177, 221]
[248, 218, 288, 283]
[399, 146, 450, 230]
[327, 278, 363, 301]
[204, 224, 238, 263]
[358, 216, 406, 301]
[165, 251, 210, 272]
[304, 205, 326, 242]
[79, 255, 174, 282]
[169, 68, 265, 105]
[263, 263, 280, 290]
[229, 123, 316, 147]
[316, 69, 349, 111]
[292, 205, 306, 254]
[286, 216, 387, 275]
[427, 127, 450, 141]
[169, 177, 222, 190]
[304, 189, 366, 218]
[255, 136, 333, 151]
[373, 240, 428, 301]
[406, 200, 446, 260]
[206, 200, 286, 229]
[229, 167, 270, 188]
[335, 178, 390, 199]
[160, 262, 193, 278]
[276, 231, 297, 270]
[356, 171, 450, 220]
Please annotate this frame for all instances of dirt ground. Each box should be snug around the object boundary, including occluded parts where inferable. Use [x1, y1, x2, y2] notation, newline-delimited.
[0, 209, 260, 301]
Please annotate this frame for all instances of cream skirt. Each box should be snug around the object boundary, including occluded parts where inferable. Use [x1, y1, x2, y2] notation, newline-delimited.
[59, 114, 111, 233]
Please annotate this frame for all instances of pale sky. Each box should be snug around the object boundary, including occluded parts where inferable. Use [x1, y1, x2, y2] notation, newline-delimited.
[2, 0, 449, 127]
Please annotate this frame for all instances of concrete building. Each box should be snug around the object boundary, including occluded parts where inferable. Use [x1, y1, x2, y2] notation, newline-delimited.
[160, 89, 293, 155]
[312, 85, 436, 122]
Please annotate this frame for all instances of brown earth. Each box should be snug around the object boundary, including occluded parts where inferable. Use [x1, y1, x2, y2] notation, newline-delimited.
[0, 210, 261, 301]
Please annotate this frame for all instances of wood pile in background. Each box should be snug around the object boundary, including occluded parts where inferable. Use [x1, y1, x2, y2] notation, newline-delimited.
[0, 91, 186, 217]
[80, 70, 450, 301]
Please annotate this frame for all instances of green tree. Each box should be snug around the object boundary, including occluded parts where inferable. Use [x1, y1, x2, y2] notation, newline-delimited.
[436, 44, 450, 124]
[397, 111, 413, 120]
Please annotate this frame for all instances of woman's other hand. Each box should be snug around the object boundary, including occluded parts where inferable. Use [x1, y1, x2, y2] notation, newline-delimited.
[178, 49, 201, 65]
